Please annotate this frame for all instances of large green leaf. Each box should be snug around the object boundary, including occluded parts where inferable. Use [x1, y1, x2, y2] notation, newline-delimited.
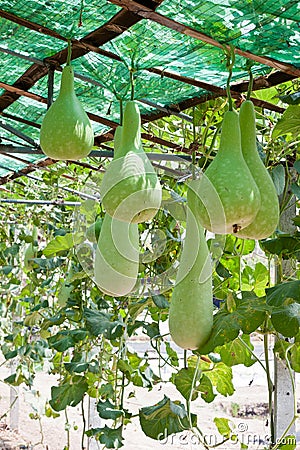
[173, 367, 199, 401]
[173, 367, 216, 403]
[204, 362, 234, 397]
[43, 232, 83, 257]
[260, 236, 300, 260]
[269, 164, 285, 196]
[139, 395, 196, 440]
[64, 352, 89, 374]
[97, 399, 124, 420]
[84, 307, 124, 339]
[218, 335, 256, 367]
[290, 342, 300, 372]
[86, 425, 123, 449]
[271, 303, 300, 337]
[50, 377, 88, 411]
[272, 105, 300, 139]
[266, 280, 300, 306]
[48, 329, 88, 352]
[198, 294, 269, 354]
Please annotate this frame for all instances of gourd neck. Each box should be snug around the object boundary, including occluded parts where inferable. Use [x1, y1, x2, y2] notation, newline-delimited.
[59, 65, 75, 97]
[113, 126, 123, 158]
[219, 110, 242, 155]
[118, 101, 142, 156]
[240, 100, 256, 152]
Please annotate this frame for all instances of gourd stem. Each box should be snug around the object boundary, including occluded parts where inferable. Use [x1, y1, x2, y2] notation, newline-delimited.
[66, 39, 72, 66]
[119, 99, 123, 126]
[78, 0, 84, 26]
[246, 67, 254, 101]
[192, 107, 197, 179]
[224, 45, 235, 111]
[130, 69, 135, 101]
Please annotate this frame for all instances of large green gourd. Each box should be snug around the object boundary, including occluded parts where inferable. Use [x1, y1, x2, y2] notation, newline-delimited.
[40, 64, 94, 160]
[236, 100, 279, 239]
[94, 126, 139, 297]
[168, 181, 213, 350]
[195, 110, 261, 234]
[100, 101, 162, 223]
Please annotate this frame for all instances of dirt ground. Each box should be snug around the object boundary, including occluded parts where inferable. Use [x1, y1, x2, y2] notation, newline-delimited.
[0, 336, 299, 450]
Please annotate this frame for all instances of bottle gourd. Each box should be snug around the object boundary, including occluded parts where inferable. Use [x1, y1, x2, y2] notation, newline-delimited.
[168, 181, 213, 350]
[94, 126, 139, 297]
[100, 101, 162, 223]
[195, 110, 261, 234]
[40, 64, 94, 161]
[235, 100, 279, 239]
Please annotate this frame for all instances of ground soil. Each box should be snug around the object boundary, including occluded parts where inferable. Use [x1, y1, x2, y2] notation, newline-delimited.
[0, 336, 299, 450]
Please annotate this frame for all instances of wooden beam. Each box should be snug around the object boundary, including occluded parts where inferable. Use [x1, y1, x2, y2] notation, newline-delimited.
[108, 0, 300, 78]
[0, 0, 165, 112]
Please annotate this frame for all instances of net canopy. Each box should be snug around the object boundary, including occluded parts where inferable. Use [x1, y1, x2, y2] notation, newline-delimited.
[0, 0, 299, 181]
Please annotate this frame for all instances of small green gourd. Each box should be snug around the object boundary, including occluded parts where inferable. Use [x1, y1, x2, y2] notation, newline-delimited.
[236, 100, 279, 239]
[195, 110, 261, 234]
[40, 63, 94, 161]
[168, 181, 213, 350]
[94, 126, 139, 297]
[100, 101, 162, 223]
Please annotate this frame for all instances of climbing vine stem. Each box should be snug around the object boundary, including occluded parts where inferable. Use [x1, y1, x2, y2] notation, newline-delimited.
[223, 44, 235, 111]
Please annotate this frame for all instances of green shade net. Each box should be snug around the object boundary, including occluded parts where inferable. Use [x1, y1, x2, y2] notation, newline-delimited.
[0, 0, 298, 178]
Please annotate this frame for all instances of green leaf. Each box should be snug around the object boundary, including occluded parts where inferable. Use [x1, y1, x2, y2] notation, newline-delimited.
[199, 294, 269, 354]
[204, 362, 234, 397]
[271, 303, 300, 337]
[86, 425, 123, 449]
[252, 86, 279, 104]
[276, 435, 297, 449]
[291, 182, 300, 200]
[165, 341, 179, 367]
[216, 261, 232, 279]
[84, 307, 123, 340]
[260, 236, 300, 260]
[97, 399, 124, 420]
[173, 367, 199, 401]
[144, 322, 160, 339]
[198, 374, 216, 403]
[151, 293, 169, 309]
[279, 91, 300, 105]
[269, 164, 285, 195]
[292, 215, 300, 227]
[218, 335, 256, 367]
[272, 105, 300, 139]
[64, 353, 89, 374]
[213, 417, 232, 439]
[50, 377, 88, 411]
[290, 342, 300, 372]
[266, 280, 300, 306]
[139, 395, 196, 440]
[43, 232, 83, 257]
[294, 160, 300, 173]
[48, 330, 88, 352]
[117, 359, 133, 379]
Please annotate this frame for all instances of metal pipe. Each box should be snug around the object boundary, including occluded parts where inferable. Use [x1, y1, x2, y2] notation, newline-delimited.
[0, 198, 81, 206]
[0, 145, 193, 161]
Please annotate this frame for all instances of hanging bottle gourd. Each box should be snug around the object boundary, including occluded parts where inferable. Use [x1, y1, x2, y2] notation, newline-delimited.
[235, 90, 279, 239]
[100, 100, 162, 223]
[169, 180, 213, 350]
[94, 126, 139, 297]
[40, 40, 94, 161]
[194, 48, 261, 234]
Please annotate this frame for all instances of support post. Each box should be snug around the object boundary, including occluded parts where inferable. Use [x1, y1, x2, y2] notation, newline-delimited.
[87, 397, 102, 450]
[274, 166, 297, 443]
[9, 359, 19, 432]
